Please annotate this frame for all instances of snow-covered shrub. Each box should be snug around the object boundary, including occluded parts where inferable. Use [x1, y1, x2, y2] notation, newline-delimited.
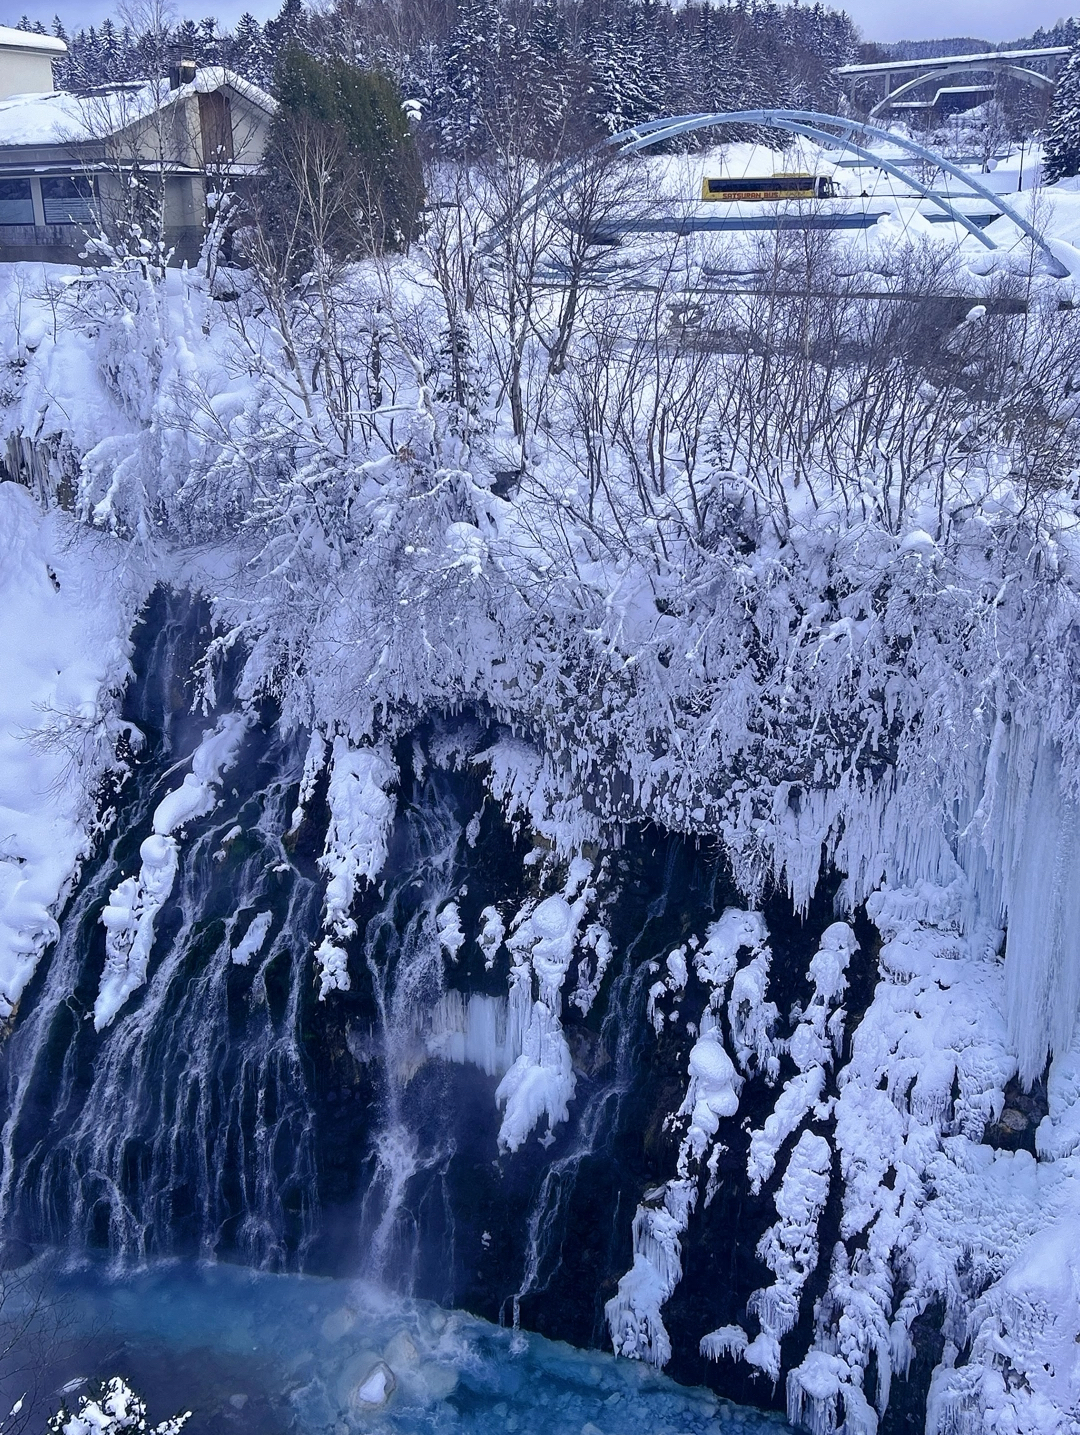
[46, 1377, 189, 1435]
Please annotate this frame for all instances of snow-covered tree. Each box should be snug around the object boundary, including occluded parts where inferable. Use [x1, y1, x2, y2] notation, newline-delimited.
[1044, 46, 1080, 183]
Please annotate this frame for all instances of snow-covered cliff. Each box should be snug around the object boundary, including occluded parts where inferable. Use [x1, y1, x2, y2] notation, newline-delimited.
[3, 180, 1080, 1431]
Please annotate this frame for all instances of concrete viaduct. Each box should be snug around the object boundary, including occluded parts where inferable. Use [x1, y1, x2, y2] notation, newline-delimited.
[836, 46, 1070, 120]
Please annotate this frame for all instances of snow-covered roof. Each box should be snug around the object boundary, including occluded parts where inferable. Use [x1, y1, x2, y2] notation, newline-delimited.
[0, 25, 67, 56]
[0, 89, 100, 148]
[182, 66, 276, 117]
[0, 68, 274, 151]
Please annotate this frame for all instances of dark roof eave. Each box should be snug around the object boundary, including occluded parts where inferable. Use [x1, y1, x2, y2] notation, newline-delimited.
[0, 159, 209, 177]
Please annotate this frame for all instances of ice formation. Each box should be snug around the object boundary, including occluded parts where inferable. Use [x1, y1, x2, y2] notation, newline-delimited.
[314, 740, 397, 999]
[95, 713, 247, 1029]
[425, 991, 518, 1077]
[570, 922, 614, 1015]
[436, 901, 465, 960]
[494, 859, 593, 1151]
[783, 885, 1020, 1434]
[744, 1130, 831, 1382]
[746, 922, 854, 1192]
[607, 908, 769, 1367]
[230, 910, 273, 967]
[477, 905, 505, 968]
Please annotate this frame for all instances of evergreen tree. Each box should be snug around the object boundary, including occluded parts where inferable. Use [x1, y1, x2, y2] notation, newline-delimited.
[97, 19, 123, 84]
[197, 17, 221, 63]
[437, 0, 502, 156]
[1044, 46, 1080, 183]
[264, 0, 309, 56]
[586, 0, 651, 135]
[226, 13, 272, 87]
[264, 48, 424, 262]
[173, 19, 201, 60]
[527, 0, 573, 148]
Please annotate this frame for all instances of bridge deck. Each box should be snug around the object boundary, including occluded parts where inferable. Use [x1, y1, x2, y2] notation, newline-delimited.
[592, 211, 999, 240]
[837, 46, 1069, 78]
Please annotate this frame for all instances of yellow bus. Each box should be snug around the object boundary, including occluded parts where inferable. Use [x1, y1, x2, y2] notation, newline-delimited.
[700, 173, 839, 202]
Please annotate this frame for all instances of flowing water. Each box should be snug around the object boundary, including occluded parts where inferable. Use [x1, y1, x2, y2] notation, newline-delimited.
[0, 1256, 790, 1435]
[0, 592, 318, 1268]
[0, 589, 802, 1427]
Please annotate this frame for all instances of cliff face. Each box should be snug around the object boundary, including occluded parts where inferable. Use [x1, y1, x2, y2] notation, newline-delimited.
[0, 584, 1052, 1435]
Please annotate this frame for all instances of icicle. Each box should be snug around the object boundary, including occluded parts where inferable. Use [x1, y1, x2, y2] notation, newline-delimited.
[424, 991, 517, 1077]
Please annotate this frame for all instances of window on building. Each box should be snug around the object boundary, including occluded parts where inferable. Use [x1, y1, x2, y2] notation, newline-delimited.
[0, 179, 34, 226]
[40, 176, 94, 225]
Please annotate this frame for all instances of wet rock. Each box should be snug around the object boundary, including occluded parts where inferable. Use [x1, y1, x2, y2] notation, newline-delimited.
[382, 1329, 420, 1368]
[320, 1306, 357, 1342]
[349, 1360, 396, 1412]
[568, 1027, 610, 1077]
[982, 1076, 1048, 1154]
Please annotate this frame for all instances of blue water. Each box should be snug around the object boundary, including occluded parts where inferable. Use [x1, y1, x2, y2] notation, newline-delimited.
[22, 1259, 790, 1435]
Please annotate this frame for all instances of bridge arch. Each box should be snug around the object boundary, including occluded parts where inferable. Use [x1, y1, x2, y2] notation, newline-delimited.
[601, 109, 1067, 277]
[480, 110, 1065, 277]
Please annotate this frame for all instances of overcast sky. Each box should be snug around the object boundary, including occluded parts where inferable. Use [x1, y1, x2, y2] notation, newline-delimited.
[842, 0, 1071, 42]
[4, 0, 1075, 43]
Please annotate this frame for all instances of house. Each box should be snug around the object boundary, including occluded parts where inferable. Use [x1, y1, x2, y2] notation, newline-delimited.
[0, 24, 66, 100]
[0, 26, 275, 265]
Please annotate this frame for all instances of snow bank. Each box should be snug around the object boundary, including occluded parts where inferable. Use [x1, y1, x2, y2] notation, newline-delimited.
[926, 1216, 1080, 1435]
[0, 482, 137, 1021]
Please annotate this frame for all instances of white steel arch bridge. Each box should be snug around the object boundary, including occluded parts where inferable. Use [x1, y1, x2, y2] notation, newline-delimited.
[484, 109, 1068, 279]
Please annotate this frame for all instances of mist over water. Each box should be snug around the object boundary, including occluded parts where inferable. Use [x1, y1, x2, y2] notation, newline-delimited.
[1, 1258, 789, 1435]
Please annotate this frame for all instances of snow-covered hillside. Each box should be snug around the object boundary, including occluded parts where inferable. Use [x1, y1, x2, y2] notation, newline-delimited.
[0, 482, 141, 1022]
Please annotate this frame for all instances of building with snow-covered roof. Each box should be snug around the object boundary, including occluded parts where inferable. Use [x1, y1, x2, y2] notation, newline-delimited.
[0, 62, 274, 265]
[0, 25, 67, 104]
